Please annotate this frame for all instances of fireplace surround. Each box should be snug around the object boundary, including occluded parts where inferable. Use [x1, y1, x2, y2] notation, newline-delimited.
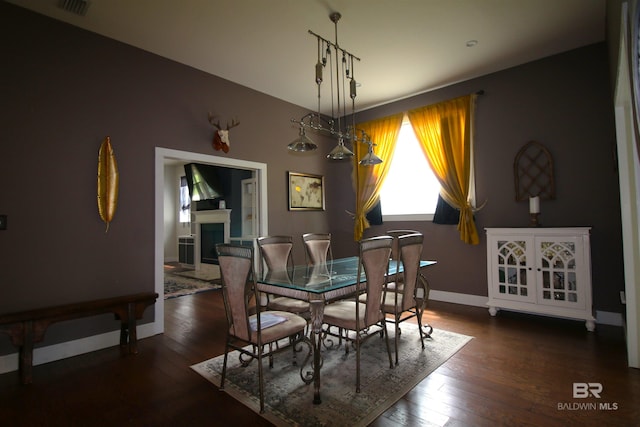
[192, 209, 231, 271]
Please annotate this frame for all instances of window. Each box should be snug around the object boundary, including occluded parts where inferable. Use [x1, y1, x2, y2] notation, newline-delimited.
[179, 176, 190, 223]
[379, 117, 440, 221]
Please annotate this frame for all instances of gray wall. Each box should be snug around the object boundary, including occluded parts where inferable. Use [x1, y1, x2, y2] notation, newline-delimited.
[0, 3, 623, 354]
[0, 3, 335, 351]
[343, 42, 623, 314]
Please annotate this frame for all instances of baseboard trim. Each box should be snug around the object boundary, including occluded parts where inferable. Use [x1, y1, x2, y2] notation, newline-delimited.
[595, 310, 625, 327]
[0, 322, 159, 375]
[429, 290, 488, 308]
[429, 290, 624, 327]
[0, 292, 624, 375]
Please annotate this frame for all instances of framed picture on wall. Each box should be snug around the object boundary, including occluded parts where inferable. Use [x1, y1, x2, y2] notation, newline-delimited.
[288, 171, 325, 211]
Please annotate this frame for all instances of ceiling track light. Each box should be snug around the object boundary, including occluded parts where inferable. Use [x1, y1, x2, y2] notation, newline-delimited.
[288, 12, 383, 166]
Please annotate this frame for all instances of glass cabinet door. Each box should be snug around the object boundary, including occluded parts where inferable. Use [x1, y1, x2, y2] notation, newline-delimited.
[536, 237, 585, 309]
[492, 238, 536, 303]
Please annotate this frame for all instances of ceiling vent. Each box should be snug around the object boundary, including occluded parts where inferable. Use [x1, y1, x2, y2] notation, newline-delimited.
[58, 0, 90, 16]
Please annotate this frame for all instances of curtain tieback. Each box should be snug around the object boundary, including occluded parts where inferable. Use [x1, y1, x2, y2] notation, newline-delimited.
[472, 198, 488, 213]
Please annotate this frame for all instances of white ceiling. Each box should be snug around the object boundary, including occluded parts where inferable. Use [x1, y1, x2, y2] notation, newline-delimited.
[8, 0, 607, 114]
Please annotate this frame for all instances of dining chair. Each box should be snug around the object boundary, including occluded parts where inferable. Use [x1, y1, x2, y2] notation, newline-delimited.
[382, 232, 428, 365]
[386, 229, 419, 291]
[321, 235, 394, 393]
[216, 243, 310, 413]
[387, 230, 419, 261]
[302, 233, 332, 266]
[256, 236, 310, 316]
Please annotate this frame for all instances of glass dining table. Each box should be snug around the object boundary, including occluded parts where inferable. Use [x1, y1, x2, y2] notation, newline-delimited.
[256, 256, 436, 404]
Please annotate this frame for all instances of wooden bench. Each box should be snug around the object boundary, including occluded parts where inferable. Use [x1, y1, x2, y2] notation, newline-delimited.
[0, 292, 158, 384]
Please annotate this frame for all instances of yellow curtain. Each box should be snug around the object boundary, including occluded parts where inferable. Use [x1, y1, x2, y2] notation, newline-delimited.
[352, 113, 404, 241]
[408, 94, 479, 245]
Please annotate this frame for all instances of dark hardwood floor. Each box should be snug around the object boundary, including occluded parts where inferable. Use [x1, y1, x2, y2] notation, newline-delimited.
[1, 290, 638, 426]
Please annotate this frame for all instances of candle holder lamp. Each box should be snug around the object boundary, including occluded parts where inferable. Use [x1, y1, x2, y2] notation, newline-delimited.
[528, 195, 541, 227]
[529, 212, 540, 227]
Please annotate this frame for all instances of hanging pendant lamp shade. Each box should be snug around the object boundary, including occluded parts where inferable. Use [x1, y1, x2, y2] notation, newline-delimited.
[358, 133, 382, 165]
[287, 126, 318, 152]
[359, 147, 383, 165]
[327, 139, 354, 160]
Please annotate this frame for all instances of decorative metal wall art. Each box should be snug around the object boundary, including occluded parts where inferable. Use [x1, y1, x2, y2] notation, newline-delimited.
[514, 141, 555, 201]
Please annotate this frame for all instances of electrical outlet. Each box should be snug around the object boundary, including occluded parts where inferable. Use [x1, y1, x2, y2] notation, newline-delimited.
[0, 215, 6, 230]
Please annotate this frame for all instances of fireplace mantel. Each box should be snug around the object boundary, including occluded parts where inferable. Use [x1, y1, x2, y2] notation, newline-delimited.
[192, 209, 231, 271]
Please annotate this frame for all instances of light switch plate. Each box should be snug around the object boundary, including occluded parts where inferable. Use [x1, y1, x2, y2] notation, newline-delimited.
[0, 215, 6, 230]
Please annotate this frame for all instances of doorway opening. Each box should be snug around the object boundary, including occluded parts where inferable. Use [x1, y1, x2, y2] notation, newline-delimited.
[154, 147, 268, 334]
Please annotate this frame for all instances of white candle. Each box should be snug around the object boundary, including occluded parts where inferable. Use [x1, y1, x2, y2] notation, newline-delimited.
[529, 196, 540, 214]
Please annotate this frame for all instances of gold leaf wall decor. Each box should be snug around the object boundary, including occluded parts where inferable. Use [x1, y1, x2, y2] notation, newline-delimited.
[97, 136, 119, 232]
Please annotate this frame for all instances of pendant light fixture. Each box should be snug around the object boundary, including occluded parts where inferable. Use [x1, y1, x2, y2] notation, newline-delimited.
[358, 142, 383, 165]
[288, 12, 382, 166]
[287, 126, 317, 152]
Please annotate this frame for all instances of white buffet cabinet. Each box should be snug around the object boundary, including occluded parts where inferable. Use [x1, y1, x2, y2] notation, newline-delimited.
[485, 227, 595, 331]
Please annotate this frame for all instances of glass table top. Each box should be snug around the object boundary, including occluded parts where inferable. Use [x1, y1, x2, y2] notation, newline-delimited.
[257, 256, 436, 295]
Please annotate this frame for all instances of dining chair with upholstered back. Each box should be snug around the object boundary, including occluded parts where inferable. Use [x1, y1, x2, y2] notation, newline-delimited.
[216, 243, 310, 413]
[321, 235, 394, 393]
[387, 229, 419, 262]
[382, 232, 428, 365]
[385, 229, 419, 291]
[256, 235, 294, 274]
[256, 236, 309, 316]
[302, 233, 332, 266]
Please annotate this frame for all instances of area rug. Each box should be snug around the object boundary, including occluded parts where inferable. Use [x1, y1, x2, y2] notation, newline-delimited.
[163, 263, 222, 299]
[164, 275, 221, 299]
[191, 326, 473, 426]
[171, 265, 221, 281]
[164, 274, 221, 299]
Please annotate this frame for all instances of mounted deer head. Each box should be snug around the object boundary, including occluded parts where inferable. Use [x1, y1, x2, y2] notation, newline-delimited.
[208, 112, 240, 153]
